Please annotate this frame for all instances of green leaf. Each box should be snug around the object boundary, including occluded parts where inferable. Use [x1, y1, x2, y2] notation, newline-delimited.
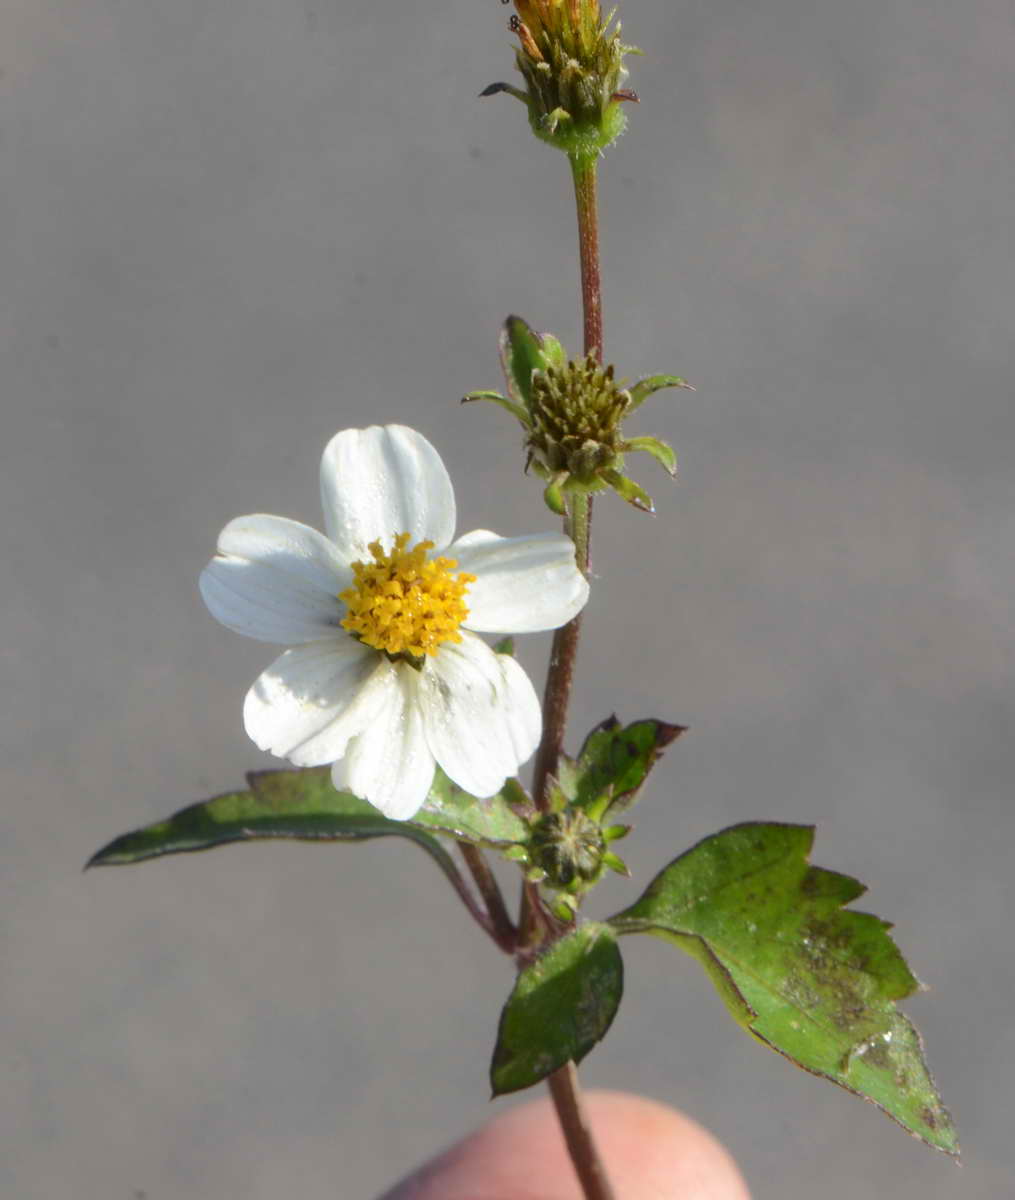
[499, 315, 548, 408]
[556, 716, 686, 821]
[490, 922, 623, 1095]
[610, 823, 958, 1155]
[88, 765, 529, 871]
[86, 767, 465, 893]
[626, 373, 692, 413]
[413, 769, 529, 847]
[493, 636, 515, 657]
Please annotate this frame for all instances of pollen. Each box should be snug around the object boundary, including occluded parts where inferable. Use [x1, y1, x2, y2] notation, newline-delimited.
[339, 532, 475, 659]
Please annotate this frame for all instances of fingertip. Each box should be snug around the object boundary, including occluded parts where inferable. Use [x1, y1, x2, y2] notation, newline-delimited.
[379, 1089, 750, 1199]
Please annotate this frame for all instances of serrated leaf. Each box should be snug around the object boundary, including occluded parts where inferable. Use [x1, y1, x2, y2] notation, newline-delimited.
[86, 767, 465, 893]
[610, 823, 957, 1155]
[414, 769, 529, 846]
[499, 314, 548, 408]
[490, 922, 623, 1095]
[556, 716, 686, 820]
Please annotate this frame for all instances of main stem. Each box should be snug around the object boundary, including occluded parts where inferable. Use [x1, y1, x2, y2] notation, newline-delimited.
[530, 153, 601, 815]
[538, 153, 616, 1200]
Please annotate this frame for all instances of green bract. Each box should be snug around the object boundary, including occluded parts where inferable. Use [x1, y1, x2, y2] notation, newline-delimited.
[464, 315, 690, 514]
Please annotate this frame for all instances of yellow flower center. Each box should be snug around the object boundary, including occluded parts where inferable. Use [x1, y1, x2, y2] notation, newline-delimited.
[339, 532, 475, 660]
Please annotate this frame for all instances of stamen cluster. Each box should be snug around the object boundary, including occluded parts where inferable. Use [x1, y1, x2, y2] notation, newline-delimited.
[340, 532, 475, 661]
[528, 355, 628, 481]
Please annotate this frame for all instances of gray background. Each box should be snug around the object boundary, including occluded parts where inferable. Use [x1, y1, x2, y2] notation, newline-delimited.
[3, 0, 1013, 1196]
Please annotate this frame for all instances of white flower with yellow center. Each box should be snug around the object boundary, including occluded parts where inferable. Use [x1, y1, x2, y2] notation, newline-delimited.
[200, 425, 589, 820]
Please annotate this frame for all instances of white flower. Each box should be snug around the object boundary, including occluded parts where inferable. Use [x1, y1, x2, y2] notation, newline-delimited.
[200, 424, 589, 820]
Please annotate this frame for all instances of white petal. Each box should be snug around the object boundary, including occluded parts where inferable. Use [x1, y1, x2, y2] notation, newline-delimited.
[200, 514, 350, 644]
[332, 665, 436, 820]
[495, 651, 544, 767]
[243, 640, 396, 766]
[449, 529, 589, 634]
[319, 425, 456, 559]
[419, 631, 542, 798]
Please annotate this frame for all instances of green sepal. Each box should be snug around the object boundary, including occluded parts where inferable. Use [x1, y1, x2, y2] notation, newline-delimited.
[493, 636, 515, 657]
[543, 473, 569, 516]
[625, 435, 677, 477]
[602, 850, 630, 877]
[602, 468, 654, 513]
[540, 333, 568, 371]
[499, 315, 549, 409]
[626, 374, 692, 413]
[609, 823, 958, 1156]
[85, 768, 466, 895]
[556, 716, 686, 822]
[490, 922, 623, 1095]
[528, 103, 628, 161]
[462, 389, 529, 424]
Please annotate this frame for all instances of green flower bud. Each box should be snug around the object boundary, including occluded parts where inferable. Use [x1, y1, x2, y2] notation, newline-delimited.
[529, 808, 606, 890]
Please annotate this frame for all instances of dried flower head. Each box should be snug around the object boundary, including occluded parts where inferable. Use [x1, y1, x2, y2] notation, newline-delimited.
[482, 0, 640, 158]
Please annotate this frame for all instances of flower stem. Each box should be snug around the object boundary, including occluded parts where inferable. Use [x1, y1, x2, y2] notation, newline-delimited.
[530, 490, 591, 813]
[529, 152, 601, 815]
[531, 152, 616, 1200]
[547, 1062, 616, 1200]
[459, 843, 517, 954]
[441, 851, 509, 947]
[571, 154, 603, 363]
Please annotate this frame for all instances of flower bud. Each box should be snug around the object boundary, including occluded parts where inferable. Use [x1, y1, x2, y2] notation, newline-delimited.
[529, 808, 607, 889]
